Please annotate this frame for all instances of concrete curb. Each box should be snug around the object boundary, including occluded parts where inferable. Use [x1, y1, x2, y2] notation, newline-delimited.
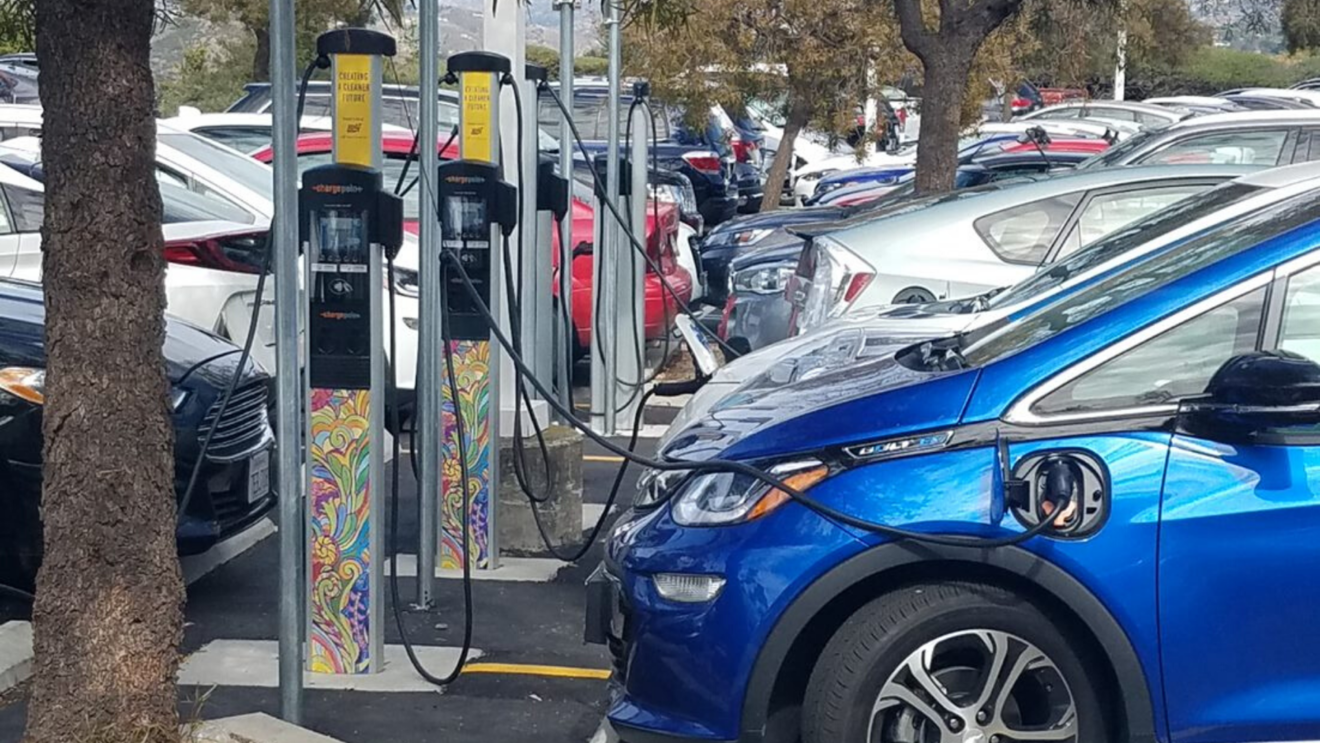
[0, 621, 32, 694]
[195, 713, 345, 743]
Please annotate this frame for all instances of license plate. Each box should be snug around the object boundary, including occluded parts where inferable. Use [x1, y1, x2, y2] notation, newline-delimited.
[247, 449, 270, 503]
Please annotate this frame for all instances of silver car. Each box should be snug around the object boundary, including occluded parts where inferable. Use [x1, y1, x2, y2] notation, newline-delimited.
[785, 164, 1257, 339]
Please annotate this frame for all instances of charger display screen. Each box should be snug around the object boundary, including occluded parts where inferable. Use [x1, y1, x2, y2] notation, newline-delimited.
[443, 194, 489, 242]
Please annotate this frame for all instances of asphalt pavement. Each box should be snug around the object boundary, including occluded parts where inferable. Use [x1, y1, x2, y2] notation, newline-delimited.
[0, 426, 664, 743]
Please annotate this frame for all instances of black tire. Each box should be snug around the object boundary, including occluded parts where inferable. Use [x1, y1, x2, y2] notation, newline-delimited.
[893, 286, 937, 304]
[803, 581, 1107, 743]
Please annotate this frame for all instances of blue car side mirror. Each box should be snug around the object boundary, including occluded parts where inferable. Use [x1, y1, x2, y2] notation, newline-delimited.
[1181, 351, 1320, 439]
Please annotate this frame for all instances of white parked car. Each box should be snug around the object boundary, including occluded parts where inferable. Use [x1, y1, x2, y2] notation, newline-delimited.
[164, 109, 412, 154]
[0, 106, 423, 398]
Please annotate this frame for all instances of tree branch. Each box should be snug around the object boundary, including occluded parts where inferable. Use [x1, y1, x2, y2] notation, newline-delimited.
[892, 0, 932, 59]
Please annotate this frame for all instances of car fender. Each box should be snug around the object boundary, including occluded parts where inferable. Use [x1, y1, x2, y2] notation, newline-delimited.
[739, 541, 1157, 743]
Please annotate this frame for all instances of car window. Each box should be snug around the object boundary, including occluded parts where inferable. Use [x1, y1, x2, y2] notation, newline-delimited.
[963, 191, 1320, 367]
[1137, 112, 1173, 125]
[1140, 130, 1288, 166]
[2, 184, 40, 232]
[1278, 264, 1320, 362]
[1076, 126, 1165, 169]
[1032, 286, 1265, 415]
[1036, 108, 1081, 120]
[194, 126, 272, 154]
[1092, 107, 1138, 122]
[159, 180, 255, 224]
[989, 183, 1264, 310]
[1055, 184, 1213, 259]
[156, 166, 188, 189]
[973, 193, 1081, 265]
[158, 132, 274, 201]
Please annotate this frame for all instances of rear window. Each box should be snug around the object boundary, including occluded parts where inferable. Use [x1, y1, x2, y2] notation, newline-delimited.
[987, 182, 1264, 310]
[973, 194, 1082, 265]
[159, 131, 274, 201]
[962, 191, 1320, 367]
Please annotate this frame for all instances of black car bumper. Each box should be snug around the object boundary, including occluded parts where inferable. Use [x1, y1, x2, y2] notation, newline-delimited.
[176, 444, 277, 555]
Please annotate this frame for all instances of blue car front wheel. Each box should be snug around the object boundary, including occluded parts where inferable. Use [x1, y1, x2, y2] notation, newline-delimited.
[802, 581, 1107, 743]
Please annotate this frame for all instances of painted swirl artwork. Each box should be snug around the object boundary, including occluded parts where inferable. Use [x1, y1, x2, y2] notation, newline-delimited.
[440, 339, 492, 569]
[308, 387, 373, 674]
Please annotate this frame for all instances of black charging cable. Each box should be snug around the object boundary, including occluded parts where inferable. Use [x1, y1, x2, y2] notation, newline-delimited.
[387, 254, 475, 686]
[439, 248, 1069, 549]
[176, 56, 325, 528]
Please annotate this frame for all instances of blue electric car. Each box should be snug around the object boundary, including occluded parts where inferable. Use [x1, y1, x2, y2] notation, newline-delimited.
[589, 185, 1320, 743]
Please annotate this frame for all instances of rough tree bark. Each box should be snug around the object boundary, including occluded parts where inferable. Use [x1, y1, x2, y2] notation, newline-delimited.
[253, 27, 272, 82]
[893, 0, 1019, 193]
[760, 94, 811, 212]
[25, 1, 182, 741]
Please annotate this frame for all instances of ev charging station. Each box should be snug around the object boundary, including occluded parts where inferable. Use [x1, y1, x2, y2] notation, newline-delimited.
[299, 29, 403, 676]
[265, 0, 649, 721]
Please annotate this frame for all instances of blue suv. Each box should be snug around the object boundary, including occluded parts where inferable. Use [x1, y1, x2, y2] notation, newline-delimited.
[589, 187, 1320, 743]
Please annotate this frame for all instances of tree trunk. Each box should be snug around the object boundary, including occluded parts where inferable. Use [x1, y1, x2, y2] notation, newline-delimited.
[760, 96, 810, 212]
[253, 27, 272, 83]
[25, 1, 182, 742]
[913, 53, 974, 194]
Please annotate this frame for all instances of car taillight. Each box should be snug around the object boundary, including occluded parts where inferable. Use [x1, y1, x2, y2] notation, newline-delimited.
[1011, 97, 1032, 111]
[683, 151, 723, 175]
[732, 138, 759, 164]
[795, 236, 875, 334]
[164, 233, 266, 274]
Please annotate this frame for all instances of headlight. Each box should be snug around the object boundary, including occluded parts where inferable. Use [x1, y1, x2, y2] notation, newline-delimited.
[707, 228, 772, 249]
[733, 264, 795, 295]
[634, 467, 692, 509]
[671, 459, 830, 526]
[170, 388, 190, 412]
[392, 266, 419, 298]
[0, 367, 43, 404]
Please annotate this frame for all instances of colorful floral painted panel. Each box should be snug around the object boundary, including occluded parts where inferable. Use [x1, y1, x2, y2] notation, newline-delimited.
[308, 387, 373, 674]
[440, 340, 491, 569]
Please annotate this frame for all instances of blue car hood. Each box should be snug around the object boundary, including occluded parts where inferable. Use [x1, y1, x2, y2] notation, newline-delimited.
[660, 324, 978, 462]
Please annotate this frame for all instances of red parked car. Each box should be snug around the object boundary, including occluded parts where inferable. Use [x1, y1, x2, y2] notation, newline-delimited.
[252, 133, 692, 357]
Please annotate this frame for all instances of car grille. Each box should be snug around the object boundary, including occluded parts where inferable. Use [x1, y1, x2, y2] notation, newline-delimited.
[198, 381, 271, 463]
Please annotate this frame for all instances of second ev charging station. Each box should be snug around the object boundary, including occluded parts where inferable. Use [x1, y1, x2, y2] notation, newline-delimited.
[299, 29, 403, 675]
[436, 51, 513, 570]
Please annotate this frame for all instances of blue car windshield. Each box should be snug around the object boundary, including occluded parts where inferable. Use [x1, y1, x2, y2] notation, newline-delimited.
[986, 182, 1264, 311]
[960, 191, 1320, 367]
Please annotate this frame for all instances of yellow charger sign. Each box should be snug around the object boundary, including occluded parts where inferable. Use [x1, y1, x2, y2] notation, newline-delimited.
[461, 72, 496, 163]
[334, 54, 374, 167]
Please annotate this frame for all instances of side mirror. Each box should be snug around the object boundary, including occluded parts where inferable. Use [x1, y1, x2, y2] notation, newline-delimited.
[1180, 351, 1320, 441]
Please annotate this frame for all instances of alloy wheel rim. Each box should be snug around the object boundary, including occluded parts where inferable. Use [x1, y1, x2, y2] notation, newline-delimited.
[867, 629, 1078, 743]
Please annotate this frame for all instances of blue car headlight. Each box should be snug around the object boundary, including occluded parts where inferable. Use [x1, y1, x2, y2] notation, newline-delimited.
[671, 459, 830, 526]
[634, 467, 693, 509]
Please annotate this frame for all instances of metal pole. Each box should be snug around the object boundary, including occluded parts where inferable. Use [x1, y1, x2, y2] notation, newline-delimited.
[416, 0, 441, 608]
[590, 177, 607, 434]
[603, 0, 622, 435]
[618, 102, 646, 429]
[520, 77, 541, 394]
[556, 0, 575, 423]
[270, 0, 302, 722]
[1114, 25, 1128, 101]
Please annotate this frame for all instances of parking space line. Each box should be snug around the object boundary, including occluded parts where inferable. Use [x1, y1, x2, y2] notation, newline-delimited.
[461, 662, 610, 680]
[583, 454, 624, 463]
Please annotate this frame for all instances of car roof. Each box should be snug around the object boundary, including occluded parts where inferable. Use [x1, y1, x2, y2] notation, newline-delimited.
[1029, 100, 1186, 118]
[1234, 159, 1320, 187]
[1160, 109, 1320, 130]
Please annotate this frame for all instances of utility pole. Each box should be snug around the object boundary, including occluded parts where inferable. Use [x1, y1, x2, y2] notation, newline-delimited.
[416, 0, 441, 608]
[269, 0, 303, 722]
[555, 0, 576, 422]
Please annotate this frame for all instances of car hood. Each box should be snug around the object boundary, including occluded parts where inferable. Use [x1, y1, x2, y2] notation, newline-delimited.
[660, 320, 979, 462]
[0, 280, 254, 387]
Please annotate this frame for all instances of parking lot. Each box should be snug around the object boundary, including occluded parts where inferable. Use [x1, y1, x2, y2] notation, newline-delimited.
[0, 424, 667, 743]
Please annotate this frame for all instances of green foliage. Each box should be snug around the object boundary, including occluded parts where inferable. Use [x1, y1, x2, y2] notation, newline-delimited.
[576, 55, 609, 77]
[157, 36, 255, 115]
[0, 0, 32, 54]
[1162, 46, 1293, 91]
[1285, 0, 1320, 51]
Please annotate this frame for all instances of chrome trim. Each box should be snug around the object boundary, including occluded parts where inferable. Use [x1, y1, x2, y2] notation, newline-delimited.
[1004, 271, 1274, 426]
[204, 423, 275, 463]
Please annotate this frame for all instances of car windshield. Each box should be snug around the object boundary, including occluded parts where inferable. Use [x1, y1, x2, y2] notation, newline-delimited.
[1075, 125, 1165, 170]
[959, 190, 1320, 367]
[986, 182, 1265, 310]
[159, 131, 274, 201]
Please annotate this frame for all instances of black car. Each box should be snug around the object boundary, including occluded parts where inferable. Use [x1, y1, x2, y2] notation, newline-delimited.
[0, 279, 276, 588]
